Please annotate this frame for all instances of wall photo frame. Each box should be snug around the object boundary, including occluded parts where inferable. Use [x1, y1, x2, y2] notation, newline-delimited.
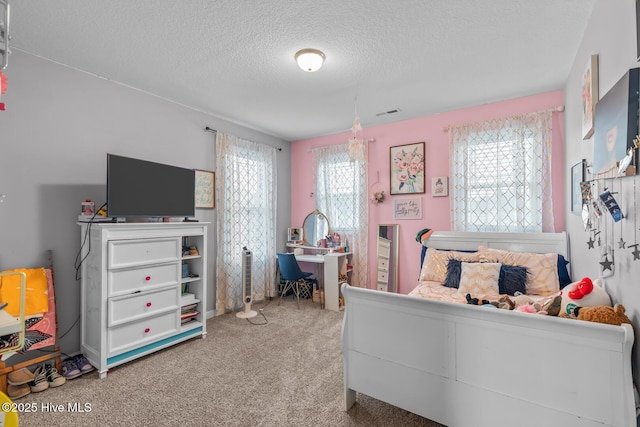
[571, 160, 585, 215]
[593, 68, 639, 177]
[581, 54, 598, 140]
[393, 197, 423, 220]
[194, 169, 215, 208]
[288, 227, 302, 242]
[390, 142, 425, 195]
[431, 176, 448, 197]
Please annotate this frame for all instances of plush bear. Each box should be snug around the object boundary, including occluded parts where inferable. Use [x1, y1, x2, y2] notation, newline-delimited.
[573, 304, 632, 327]
[560, 277, 611, 317]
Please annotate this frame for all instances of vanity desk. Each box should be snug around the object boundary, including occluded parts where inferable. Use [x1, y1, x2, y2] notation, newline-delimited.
[285, 243, 351, 311]
[285, 209, 352, 311]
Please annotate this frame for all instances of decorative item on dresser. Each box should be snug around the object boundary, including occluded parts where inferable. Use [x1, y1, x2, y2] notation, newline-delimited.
[77, 222, 208, 379]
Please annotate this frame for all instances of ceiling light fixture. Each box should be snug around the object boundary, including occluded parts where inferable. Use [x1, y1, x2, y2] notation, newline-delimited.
[294, 48, 325, 72]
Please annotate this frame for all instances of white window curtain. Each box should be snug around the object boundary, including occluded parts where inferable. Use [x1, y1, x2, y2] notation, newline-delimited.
[450, 110, 555, 232]
[314, 143, 368, 287]
[215, 131, 277, 314]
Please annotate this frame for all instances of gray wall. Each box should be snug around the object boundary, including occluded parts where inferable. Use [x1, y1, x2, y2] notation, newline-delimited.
[0, 51, 291, 355]
[564, 0, 640, 384]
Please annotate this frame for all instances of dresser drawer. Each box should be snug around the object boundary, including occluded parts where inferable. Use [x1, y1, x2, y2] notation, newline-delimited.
[108, 263, 179, 296]
[377, 270, 388, 283]
[107, 311, 179, 356]
[377, 258, 389, 271]
[108, 286, 179, 327]
[109, 238, 180, 269]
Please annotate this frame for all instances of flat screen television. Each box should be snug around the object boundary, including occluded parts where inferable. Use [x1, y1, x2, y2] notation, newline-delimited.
[107, 154, 195, 218]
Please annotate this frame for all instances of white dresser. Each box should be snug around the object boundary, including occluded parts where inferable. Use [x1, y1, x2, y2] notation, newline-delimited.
[78, 222, 207, 378]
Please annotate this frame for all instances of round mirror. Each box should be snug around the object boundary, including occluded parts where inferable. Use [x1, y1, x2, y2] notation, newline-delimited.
[302, 209, 330, 246]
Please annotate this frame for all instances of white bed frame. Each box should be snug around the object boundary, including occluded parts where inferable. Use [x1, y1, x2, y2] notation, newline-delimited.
[341, 231, 636, 427]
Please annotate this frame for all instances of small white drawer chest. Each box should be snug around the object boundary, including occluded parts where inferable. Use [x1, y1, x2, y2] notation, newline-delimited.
[77, 222, 207, 378]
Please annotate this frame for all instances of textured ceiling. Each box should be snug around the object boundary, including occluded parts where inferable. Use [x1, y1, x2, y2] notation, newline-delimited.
[8, 1, 595, 141]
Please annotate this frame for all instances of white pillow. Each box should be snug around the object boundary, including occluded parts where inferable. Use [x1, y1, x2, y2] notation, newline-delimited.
[457, 262, 501, 296]
[479, 246, 559, 296]
[420, 248, 480, 283]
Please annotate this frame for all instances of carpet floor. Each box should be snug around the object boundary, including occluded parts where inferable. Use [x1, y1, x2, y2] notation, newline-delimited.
[16, 298, 444, 426]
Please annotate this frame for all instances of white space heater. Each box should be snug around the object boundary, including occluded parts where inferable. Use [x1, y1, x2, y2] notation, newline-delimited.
[236, 246, 257, 319]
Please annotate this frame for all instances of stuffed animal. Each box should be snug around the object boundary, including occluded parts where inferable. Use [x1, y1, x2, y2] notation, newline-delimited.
[512, 292, 542, 312]
[573, 304, 632, 327]
[465, 293, 491, 306]
[540, 294, 562, 316]
[560, 277, 611, 317]
[497, 295, 515, 310]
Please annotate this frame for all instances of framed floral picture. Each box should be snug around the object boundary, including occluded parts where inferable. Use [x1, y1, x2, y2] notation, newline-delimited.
[390, 142, 425, 195]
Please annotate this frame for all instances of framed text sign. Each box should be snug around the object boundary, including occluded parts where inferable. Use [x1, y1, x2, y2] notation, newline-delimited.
[195, 169, 215, 209]
[393, 197, 422, 220]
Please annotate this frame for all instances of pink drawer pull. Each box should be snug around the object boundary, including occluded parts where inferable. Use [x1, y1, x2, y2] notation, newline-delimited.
[146, 302, 152, 308]
[145, 276, 151, 281]
[144, 328, 150, 333]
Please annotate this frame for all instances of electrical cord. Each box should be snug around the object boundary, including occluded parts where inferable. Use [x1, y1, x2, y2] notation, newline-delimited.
[74, 202, 107, 280]
[244, 297, 272, 325]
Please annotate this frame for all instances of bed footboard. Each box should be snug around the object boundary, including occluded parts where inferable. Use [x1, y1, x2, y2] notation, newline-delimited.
[341, 284, 636, 427]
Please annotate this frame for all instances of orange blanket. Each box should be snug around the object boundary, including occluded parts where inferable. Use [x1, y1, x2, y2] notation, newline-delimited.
[0, 268, 49, 316]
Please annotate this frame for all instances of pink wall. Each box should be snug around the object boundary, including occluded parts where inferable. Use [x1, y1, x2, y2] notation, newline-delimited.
[291, 90, 566, 294]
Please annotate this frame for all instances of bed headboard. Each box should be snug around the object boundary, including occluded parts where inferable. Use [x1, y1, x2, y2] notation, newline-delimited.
[423, 231, 569, 258]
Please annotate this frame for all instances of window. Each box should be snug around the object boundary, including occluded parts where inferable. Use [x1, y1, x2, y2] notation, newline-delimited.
[314, 144, 368, 286]
[215, 132, 277, 313]
[450, 111, 555, 232]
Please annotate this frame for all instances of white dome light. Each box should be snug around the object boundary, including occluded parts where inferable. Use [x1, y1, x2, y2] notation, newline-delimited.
[294, 48, 325, 72]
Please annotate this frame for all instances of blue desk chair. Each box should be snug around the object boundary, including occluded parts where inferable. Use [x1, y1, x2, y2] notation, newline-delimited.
[277, 253, 317, 307]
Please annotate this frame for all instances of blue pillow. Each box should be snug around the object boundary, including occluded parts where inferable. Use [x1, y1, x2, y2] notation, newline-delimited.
[557, 254, 572, 289]
[443, 258, 464, 288]
[444, 259, 527, 296]
[498, 264, 528, 295]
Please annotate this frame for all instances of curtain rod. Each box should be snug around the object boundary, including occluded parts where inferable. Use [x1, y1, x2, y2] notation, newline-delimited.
[205, 126, 282, 151]
[441, 105, 565, 132]
[307, 138, 375, 152]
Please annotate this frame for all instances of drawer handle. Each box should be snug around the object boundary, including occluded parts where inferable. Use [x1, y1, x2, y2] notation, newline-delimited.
[146, 302, 152, 308]
[144, 328, 150, 333]
[145, 276, 151, 281]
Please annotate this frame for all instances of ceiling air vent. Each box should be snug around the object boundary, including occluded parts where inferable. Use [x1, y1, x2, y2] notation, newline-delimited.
[376, 108, 402, 117]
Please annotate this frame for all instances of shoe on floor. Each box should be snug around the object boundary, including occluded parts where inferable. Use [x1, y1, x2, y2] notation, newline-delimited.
[7, 383, 30, 399]
[62, 358, 82, 380]
[44, 363, 66, 387]
[28, 365, 49, 393]
[7, 368, 35, 385]
[73, 354, 95, 374]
